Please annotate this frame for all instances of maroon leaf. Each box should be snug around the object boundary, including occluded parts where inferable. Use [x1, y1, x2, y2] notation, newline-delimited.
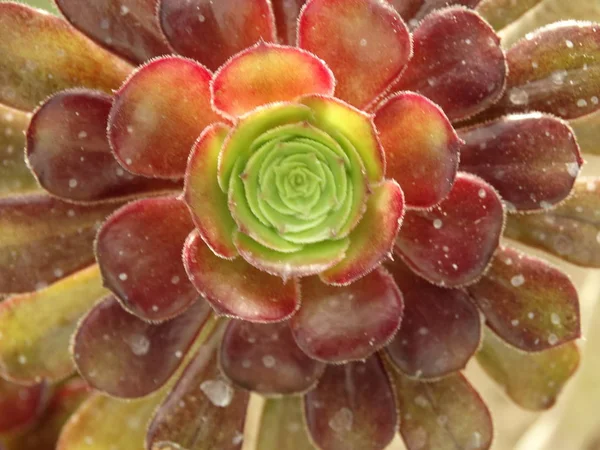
[159, 0, 277, 71]
[477, 327, 580, 410]
[304, 356, 398, 450]
[389, 367, 493, 450]
[55, 0, 171, 64]
[220, 320, 325, 395]
[147, 323, 249, 450]
[0, 194, 118, 294]
[374, 91, 460, 208]
[298, 0, 412, 108]
[392, 7, 506, 122]
[290, 268, 403, 363]
[395, 173, 505, 287]
[459, 113, 583, 211]
[73, 295, 210, 398]
[0, 378, 47, 434]
[96, 196, 198, 322]
[485, 22, 600, 120]
[385, 260, 482, 379]
[108, 56, 222, 179]
[504, 178, 600, 267]
[183, 230, 300, 322]
[469, 246, 580, 351]
[27, 89, 179, 203]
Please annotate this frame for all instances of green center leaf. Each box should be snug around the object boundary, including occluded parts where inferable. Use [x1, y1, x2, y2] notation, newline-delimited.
[220, 103, 370, 260]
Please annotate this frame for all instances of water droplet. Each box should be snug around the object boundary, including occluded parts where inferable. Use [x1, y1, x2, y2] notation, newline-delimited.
[359, 38, 367, 47]
[129, 334, 150, 356]
[511, 319, 519, 326]
[119, 272, 128, 281]
[78, 131, 88, 139]
[414, 395, 429, 408]
[509, 88, 529, 105]
[69, 178, 78, 188]
[577, 98, 588, 108]
[262, 355, 276, 368]
[433, 219, 443, 229]
[478, 189, 486, 199]
[329, 407, 353, 432]
[551, 313, 561, 325]
[232, 431, 244, 445]
[171, 275, 180, 285]
[200, 380, 234, 407]
[198, 14, 206, 22]
[18, 354, 27, 365]
[510, 274, 525, 287]
[548, 334, 558, 345]
[528, 312, 535, 319]
[120, 5, 130, 15]
[418, 327, 429, 336]
[468, 431, 482, 449]
[174, 350, 183, 359]
[565, 39, 574, 48]
[550, 70, 568, 85]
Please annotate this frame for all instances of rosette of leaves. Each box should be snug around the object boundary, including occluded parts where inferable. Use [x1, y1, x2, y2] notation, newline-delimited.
[0, 0, 598, 449]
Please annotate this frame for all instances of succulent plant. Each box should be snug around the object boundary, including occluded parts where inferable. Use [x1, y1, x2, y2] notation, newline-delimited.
[0, 0, 598, 449]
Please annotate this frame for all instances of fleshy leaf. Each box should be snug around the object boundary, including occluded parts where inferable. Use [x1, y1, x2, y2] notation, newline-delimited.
[0, 194, 118, 294]
[488, 22, 600, 120]
[389, 367, 493, 450]
[159, 0, 276, 71]
[476, 0, 544, 31]
[57, 391, 162, 450]
[147, 323, 249, 450]
[271, 0, 306, 45]
[468, 246, 580, 351]
[290, 268, 403, 363]
[184, 123, 237, 259]
[220, 320, 325, 395]
[55, 0, 171, 64]
[233, 230, 350, 279]
[0, 3, 132, 111]
[73, 295, 210, 398]
[393, 7, 506, 122]
[504, 177, 600, 267]
[0, 379, 47, 434]
[27, 89, 179, 203]
[395, 173, 505, 287]
[304, 356, 397, 450]
[108, 56, 221, 178]
[0, 265, 108, 384]
[298, 0, 412, 108]
[320, 179, 404, 285]
[184, 230, 300, 322]
[256, 397, 316, 450]
[390, 0, 483, 23]
[2, 379, 89, 450]
[459, 113, 582, 211]
[299, 95, 384, 183]
[385, 260, 482, 379]
[569, 108, 600, 156]
[212, 43, 335, 118]
[374, 92, 460, 207]
[96, 196, 198, 321]
[0, 104, 38, 196]
[218, 103, 313, 191]
[477, 327, 580, 410]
